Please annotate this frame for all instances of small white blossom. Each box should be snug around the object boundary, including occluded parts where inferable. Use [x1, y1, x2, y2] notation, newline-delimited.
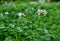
[5, 12, 9, 15]
[18, 12, 25, 17]
[37, 9, 47, 16]
[43, 10, 48, 16]
[37, 9, 42, 15]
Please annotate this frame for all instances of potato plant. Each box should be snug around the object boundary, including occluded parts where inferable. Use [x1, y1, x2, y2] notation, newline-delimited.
[0, 2, 60, 41]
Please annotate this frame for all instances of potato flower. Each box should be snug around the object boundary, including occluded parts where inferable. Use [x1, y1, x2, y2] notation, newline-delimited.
[37, 9, 47, 16]
[18, 12, 25, 17]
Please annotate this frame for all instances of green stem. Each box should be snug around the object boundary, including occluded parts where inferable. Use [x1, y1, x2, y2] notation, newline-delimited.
[15, 32, 19, 41]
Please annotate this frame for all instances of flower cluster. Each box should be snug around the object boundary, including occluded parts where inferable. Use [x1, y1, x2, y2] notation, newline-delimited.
[37, 9, 47, 16]
[0, 9, 47, 17]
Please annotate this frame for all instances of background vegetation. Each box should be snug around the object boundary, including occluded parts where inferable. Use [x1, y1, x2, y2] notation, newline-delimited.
[0, 1, 60, 41]
[0, 0, 60, 4]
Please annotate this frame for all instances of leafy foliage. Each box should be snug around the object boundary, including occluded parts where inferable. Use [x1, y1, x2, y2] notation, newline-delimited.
[0, 2, 60, 41]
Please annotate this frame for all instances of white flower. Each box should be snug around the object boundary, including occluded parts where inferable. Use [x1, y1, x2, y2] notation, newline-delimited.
[37, 9, 42, 15]
[18, 12, 25, 17]
[5, 12, 9, 15]
[43, 10, 48, 16]
[37, 9, 47, 16]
